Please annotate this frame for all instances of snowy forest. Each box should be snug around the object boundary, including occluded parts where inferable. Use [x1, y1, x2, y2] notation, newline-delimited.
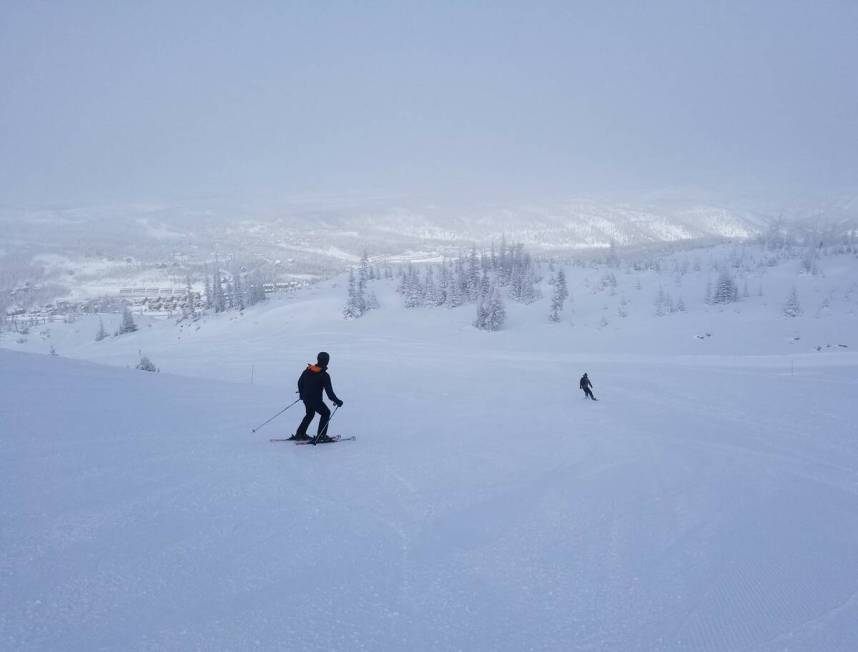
[339, 224, 858, 334]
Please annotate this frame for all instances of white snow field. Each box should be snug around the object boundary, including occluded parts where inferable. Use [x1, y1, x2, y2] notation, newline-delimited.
[3, 245, 858, 650]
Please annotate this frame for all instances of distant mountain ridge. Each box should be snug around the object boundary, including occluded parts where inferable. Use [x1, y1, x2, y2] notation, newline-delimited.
[337, 200, 768, 249]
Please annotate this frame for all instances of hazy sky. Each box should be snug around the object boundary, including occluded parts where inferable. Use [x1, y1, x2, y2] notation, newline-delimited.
[1, 1, 857, 207]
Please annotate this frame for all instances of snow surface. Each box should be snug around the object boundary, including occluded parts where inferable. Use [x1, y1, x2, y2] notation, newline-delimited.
[3, 246, 858, 650]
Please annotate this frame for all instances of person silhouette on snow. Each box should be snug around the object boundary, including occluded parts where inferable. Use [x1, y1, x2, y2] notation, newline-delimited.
[291, 352, 343, 442]
[580, 372, 597, 400]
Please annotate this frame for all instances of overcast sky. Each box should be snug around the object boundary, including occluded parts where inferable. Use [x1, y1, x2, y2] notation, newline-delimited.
[1, 1, 856, 208]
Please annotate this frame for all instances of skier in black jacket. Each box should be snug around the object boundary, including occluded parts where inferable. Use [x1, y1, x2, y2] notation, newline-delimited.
[291, 352, 343, 442]
[580, 372, 597, 400]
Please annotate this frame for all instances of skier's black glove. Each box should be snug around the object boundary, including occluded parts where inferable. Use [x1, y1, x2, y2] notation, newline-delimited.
[335, 399, 344, 408]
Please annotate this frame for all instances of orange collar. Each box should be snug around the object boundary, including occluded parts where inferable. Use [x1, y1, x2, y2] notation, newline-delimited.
[307, 364, 323, 373]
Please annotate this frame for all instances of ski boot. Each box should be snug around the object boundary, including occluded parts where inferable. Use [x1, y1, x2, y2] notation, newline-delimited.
[287, 432, 312, 442]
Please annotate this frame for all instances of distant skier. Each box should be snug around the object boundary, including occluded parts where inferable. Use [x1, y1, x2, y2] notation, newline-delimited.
[580, 372, 597, 400]
[290, 352, 343, 442]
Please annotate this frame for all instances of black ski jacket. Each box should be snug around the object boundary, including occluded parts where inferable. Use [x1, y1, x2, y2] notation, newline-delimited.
[298, 364, 341, 405]
[579, 375, 592, 390]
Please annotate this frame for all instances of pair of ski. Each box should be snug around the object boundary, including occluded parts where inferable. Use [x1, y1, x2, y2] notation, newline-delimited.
[270, 435, 356, 445]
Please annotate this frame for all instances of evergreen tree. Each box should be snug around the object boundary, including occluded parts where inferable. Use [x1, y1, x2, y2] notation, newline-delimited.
[447, 262, 465, 307]
[467, 246, 481, 301]
[136, 353, 158, 372]
[655, 286, 668, 317]
[225, 279, 234, 310]
[475, 285, 506, 331]
[232, 267, 244, 311]
[479, 269, 491, 301]
[711, 270, 738, 305]
[497, 235, 510, 285]
[549, 270, 568, 322]
[203, 268, 212, 310]
[343, 269, 361, 319]
[424, 267, 439, 306]
[211, 265, 226, 313]
[783, 286, 802, 317]
[359, 250, 370, 287]
[436, 263, 449, 305]
[556, 269, 569, 304]
[247, 271, 267, 306]
[95, 317, 108, 341]
[403, 266, 424, 308]
[355, 269, 367, 315]
[801, 246, 819, 275]
[365, 288, 380, 311]
[118, 307, 138, 334]
[184, 274, 196, 320]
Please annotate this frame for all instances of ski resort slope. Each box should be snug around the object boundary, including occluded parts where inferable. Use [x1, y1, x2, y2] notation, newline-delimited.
[3, 332, 858, 650]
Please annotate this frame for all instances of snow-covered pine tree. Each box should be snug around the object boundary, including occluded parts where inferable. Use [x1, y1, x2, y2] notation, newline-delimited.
[403, 265, 424, 308]
[479, 269, 491, 301]
[359, 250, 370, 289]
[711, 270, 738, 304]
[549, 270, 569, 322]
[801, 246, 819, 276]
[118, 307, 137, 334]
[497, 236, 510, 286]
[355, 268, 367, 315]
[211, 265, 226, 313]
[783, 286, 802, 317]
[436, 263, 449, 306]
[424, 267, 438, 306]
[365, 288, 380, 311]
[232, 266, 244, 311]
[655, 286, 668, 317]
[136, 353, 158, 372]
[396, 269, 408, 295]
[95, 318, 108, 341]
[343, 269, 361, 319]
[467, 246, 481, 301]
[224, 279, 234, 310]
[475, 285, 506, 331]
[246, 271, 267, 306]
[203, 268, 212, 310]
[447, 263, 465, 307]
[509, 252, 539, 304]
[184, 274, 196, 320]
[556, 269, 568, 304]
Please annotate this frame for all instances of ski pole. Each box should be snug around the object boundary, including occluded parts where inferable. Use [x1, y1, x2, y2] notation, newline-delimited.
[312, 405, 339, 444]
[251, 397, 301, 433]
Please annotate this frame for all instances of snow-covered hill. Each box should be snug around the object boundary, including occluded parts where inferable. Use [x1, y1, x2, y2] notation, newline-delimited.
[0, 197, 775, 306]
[3, 243, 858, 650]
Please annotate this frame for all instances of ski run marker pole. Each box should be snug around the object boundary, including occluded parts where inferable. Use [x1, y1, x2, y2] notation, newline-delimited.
[251, 397, 302, 433]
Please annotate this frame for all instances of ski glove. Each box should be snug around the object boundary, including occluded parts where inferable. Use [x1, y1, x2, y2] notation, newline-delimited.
[334, 399, 344, 408]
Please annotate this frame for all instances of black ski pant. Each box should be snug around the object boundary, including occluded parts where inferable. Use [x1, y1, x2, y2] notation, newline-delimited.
[296, 400, 331, 437]
[582, 386, 595, 400]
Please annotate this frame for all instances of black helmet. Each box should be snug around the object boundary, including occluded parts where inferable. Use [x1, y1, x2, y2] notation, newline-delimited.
[317, 351, 330, 367]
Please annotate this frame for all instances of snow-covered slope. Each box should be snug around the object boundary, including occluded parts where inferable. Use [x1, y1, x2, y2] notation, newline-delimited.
[3, 245, 858, 650]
